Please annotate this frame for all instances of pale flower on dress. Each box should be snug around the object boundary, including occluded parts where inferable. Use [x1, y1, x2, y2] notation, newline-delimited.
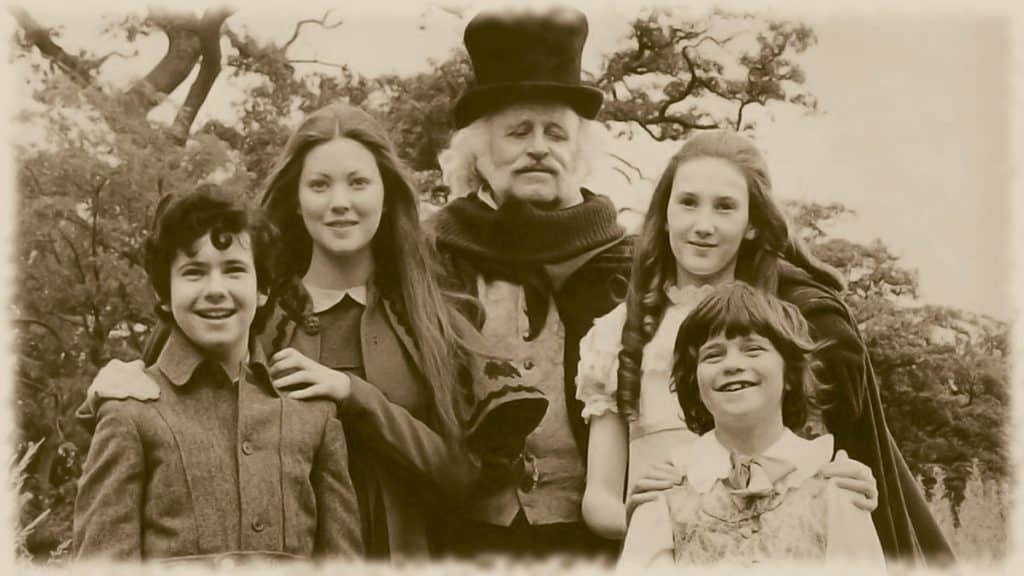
[575, 283, 714, 490]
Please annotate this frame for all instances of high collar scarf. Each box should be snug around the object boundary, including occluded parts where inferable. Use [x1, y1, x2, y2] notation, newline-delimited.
[433, 189, 624, 266]
[434, 189, 625, 340]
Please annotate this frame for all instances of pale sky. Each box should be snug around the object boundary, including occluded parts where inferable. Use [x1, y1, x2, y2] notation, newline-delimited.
[5, 0, 1016, 320]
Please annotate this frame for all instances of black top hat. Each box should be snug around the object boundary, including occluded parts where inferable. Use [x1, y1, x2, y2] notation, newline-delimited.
[453, 6, 604, 129]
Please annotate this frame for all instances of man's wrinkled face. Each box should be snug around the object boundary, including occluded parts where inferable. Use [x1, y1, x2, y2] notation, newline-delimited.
[476, 102, 582, 209]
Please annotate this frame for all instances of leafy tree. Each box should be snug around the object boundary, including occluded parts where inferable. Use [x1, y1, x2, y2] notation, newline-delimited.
[786, 202, 1009, 526]
[597, 7, 818, 139]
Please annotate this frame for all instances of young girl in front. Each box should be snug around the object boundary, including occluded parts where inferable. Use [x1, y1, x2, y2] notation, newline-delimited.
[619, 282, 885, 568]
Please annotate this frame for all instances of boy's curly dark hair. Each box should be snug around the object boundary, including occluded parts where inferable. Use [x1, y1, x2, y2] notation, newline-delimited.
[671, 282, 832, 435]
[143, 185, 279, 335]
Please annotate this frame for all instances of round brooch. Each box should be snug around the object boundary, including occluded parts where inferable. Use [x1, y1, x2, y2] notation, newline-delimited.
[302, 315, 321, 336]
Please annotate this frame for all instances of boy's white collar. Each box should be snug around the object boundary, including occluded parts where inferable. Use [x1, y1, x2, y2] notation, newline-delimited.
[673, 429, 834, 494]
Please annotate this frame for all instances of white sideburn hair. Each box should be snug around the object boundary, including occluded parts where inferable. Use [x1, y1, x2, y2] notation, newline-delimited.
[438, 113, 609, 200]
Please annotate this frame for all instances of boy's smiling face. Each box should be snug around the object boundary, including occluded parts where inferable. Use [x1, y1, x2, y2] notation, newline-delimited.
[169, 231, 262, 368]
[696, 331, 786, 429]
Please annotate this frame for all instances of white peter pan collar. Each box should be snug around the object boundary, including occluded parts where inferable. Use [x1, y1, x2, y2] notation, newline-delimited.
[303, 281, 368, 314]
[663, 282, 715, 307]
[673, 429, 834, 494]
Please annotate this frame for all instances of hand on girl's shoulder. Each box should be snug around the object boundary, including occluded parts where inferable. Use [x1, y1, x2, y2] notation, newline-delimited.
[77, 359, 160, 430]
[91, 359, 160, 401]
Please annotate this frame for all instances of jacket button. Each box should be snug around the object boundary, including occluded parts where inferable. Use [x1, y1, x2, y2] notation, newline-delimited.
[302, 315, 320, 335]
[523, 359, 535, 370]
[519, 453, 539, 492]
[241, 441, 254, 455]
[251, 518, 266, 532]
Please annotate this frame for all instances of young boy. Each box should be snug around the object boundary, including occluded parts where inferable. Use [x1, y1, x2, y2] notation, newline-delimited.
[73, 189, 363, 563]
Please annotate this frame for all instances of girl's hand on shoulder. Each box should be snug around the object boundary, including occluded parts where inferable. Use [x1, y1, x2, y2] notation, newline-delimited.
[90, 359, 158, 401]
[269, 348, 351, 403]
[626, 460, 684, 518]
[820, 449, 878, 512]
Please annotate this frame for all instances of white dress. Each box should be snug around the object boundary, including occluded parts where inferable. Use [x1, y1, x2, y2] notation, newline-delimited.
[575, 284, 713, 491]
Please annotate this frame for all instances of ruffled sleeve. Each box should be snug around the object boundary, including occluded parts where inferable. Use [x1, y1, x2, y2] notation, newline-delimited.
[575, 303, 628, 422]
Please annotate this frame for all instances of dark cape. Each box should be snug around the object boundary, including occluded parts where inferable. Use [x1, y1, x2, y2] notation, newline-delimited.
[778, 261, 956, 567]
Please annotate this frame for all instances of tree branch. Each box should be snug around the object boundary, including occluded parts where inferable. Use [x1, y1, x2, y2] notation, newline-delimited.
[169, 7, 235, 143]
[284, 10, 343, 51]
[287, 58, 346, 70]
[125, 25, 200, 111]
[11, 6, 93, 86]
[681, 33, 740, 50]
[13, 318, 67, 354]
[637, 121, 661, 141]
[607, 152, 648, 181]
[90, 177, 109, 261]
[54, 228, 87, 285]
[59, 215, 143, 268]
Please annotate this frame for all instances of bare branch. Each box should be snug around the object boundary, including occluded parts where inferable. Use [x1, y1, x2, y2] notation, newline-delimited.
[13, 318, 67, 353]
[57, 213, 143, 268]
[607, 152, 648, 181]
[637, 121, 661, 141]
[126, 15, 202, 111]
[11, 6, 93, 85]
[90, 177, 109, 260]
[53, 313, 90, 330]
[284, 10, 343, 51]
[287, 58, 346, 70]
[686, 33, 740, 50]
[54, 228, 87, 285]
[431, 2, 467, 19]
[88, 49, 139, 72]
[170, 7, 235, 143]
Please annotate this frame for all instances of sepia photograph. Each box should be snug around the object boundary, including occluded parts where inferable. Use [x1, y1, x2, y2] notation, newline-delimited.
[2, 0, 1016, 572]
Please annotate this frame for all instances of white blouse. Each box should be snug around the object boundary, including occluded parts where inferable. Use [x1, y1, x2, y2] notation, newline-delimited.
[575, 283, 714, 438]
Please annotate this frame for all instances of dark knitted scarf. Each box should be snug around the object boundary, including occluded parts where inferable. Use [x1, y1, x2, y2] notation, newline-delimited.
[433, 189, 625, 340]
[433, 189, 624, 265]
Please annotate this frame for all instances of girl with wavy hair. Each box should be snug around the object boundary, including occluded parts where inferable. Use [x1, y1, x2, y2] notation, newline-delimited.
[576, 130, 952, 566]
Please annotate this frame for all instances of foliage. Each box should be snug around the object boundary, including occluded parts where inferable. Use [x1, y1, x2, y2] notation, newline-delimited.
[598, 8, 818, 139]
[924, 462, 1008, 562]
[787, 202, 1009, 524]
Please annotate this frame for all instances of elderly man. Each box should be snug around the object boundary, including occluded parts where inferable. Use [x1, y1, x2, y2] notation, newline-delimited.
[432, 7, 630, 557]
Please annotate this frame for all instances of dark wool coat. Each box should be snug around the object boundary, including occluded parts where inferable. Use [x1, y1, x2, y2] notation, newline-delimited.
[257, 284, 480, 559]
